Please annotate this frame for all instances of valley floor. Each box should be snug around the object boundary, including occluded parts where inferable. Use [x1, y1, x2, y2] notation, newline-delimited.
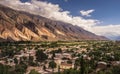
[0, 40, 120, 74]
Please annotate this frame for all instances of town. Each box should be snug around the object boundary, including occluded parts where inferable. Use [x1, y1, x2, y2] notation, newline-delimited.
[0, 41, 120, 74]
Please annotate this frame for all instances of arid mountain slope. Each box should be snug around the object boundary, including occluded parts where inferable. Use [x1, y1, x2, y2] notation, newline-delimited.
[0, 5, 108, 41]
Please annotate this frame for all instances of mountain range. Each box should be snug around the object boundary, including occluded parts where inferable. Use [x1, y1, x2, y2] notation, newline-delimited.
[0, 4, 108, 42]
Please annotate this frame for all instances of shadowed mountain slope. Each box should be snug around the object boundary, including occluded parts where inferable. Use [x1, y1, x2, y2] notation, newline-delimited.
[0, 5, 108, 41]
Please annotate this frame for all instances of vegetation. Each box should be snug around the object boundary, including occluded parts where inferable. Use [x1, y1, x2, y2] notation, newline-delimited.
[29, 69, 40, 74]
[0, 41, 120, 74]
[36, 50, 48, 62]
[49, 60, 57, 73]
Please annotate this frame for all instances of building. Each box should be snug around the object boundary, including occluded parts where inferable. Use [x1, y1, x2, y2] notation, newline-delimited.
[97, 61, 107, 69]
[111, 61, 120, 66]
[60, 62, 74, 69]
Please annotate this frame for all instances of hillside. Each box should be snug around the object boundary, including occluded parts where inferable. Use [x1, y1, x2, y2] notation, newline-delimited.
[0, 5, 108, 41]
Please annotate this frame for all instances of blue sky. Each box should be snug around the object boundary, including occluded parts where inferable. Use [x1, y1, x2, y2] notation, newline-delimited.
[21, 0, 120, 25]
[0, 0, 120, 40]
[50, 0, 120, 25]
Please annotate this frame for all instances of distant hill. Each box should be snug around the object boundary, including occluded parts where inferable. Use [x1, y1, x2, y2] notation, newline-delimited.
[0, 5, 108, 42]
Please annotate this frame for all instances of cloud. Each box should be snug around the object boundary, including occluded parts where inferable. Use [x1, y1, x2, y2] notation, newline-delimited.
[80, 9, 95, 17]
[0, 0, 99, 30]
[91, 25, 120, 40]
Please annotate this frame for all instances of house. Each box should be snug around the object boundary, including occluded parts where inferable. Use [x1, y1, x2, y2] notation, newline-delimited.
[62, 53, 71, 59]
[7, 59, 15, 66]
[0, 60, 5, 64]
[97, 61, 107, 69]
[83, 55, 91, 60]
[55, 53, 62, 59]
[27, 49, 36, 57]
[54, 58, 62, 67]
[60, 62, 74, 69]
[111, 61, 120, 66]
[54, 53, 62, 66]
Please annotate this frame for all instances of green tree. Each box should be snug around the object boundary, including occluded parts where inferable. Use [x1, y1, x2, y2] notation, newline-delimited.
[15, 63, 27, 74]
[0, 64, 11, 74]
[14, 58, 18, 64]
[29, 56, 34, 62]
[49, 61, 57, 73]
[58, 65, 60, 74]
[29, 69, 40, 74]
[43, 65, 46, 71]
[74, 58, 81, 70]
[111, 66, 120, 74]
[80, 56, 86, 74]
[52, 51, 55, 60]
[36, 50, 48, 62]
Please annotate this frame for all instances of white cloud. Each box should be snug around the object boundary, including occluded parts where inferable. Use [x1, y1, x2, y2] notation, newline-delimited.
[91, 25, 120, 39]
[92, 25, 120, 35]
[0, 0, 99, 30]
[80, 9, 95, 17]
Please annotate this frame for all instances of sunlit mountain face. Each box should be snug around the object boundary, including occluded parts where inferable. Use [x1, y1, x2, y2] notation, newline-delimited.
[0, 0, 120, 40]
[0, 4, 108, 42]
